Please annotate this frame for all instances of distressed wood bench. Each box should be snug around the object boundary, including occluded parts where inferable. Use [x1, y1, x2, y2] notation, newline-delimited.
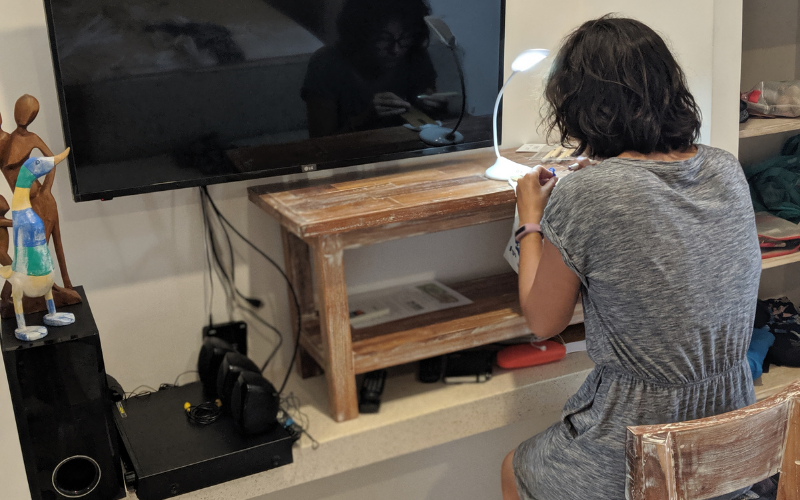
[248, 149, 581, 421]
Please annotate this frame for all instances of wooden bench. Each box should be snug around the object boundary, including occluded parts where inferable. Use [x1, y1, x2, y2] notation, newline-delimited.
[248, 149, 581, 421]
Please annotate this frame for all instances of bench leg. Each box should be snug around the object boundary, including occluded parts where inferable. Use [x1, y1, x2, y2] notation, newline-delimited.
[312, 235, 358, 422]
[281, 228, 323, 378]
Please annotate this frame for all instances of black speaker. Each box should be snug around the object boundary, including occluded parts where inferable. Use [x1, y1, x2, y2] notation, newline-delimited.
[230, 371, 279, 435]
[197, 336, 236, 397]
[1, 287, 125, 500]
[216, 352, 259, 409]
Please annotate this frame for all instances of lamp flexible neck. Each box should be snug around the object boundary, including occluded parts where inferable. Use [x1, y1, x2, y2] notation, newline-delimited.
[446, 45, 467, 140]
[493, 71, 518, 159]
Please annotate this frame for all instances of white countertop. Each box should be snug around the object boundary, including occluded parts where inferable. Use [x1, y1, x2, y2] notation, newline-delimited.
[126, 351, 594, 499]
[125, 356, 800, 500]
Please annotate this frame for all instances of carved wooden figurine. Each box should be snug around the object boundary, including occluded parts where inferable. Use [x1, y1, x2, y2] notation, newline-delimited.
[0, 95, 80, 317]
[0, 195, 13, 266]
[0, 150, 75, 341]
[0, 111, 9, 161]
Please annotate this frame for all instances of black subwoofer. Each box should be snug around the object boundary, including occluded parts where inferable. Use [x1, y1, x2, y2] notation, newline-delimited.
[1, 287, 125, 500]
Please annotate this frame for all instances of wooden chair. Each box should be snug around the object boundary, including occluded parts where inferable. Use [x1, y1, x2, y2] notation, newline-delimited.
[626, 380, 800, 500]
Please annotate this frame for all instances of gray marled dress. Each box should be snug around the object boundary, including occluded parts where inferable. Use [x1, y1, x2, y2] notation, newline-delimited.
[513, 145, 761, 500]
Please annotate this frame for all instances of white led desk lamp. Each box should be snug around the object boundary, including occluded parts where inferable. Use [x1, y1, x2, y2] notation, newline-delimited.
[485, 48, 550, 181]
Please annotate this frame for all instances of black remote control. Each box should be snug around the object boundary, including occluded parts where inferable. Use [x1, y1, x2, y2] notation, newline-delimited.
[359, 370, 387, 413]
[418, 356, 444, 383]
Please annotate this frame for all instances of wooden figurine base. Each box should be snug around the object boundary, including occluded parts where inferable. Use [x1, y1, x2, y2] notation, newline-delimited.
[0, 282, 82, 318]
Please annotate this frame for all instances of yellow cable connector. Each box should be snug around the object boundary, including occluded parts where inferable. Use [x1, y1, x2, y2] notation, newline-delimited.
[184, 402, 191, 412]
[215, 399, 222, 407]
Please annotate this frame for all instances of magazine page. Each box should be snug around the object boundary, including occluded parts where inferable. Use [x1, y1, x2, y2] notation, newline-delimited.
[348, 280, 473, 328]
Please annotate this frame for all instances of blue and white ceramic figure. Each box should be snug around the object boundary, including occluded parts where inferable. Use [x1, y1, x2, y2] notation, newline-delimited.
[0, 149, 75, 341]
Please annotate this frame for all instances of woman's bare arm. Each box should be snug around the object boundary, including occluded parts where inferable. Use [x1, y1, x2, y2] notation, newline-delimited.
[518, 237, 581, 338]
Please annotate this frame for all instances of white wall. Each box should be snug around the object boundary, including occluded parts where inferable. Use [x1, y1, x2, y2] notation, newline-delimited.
[0, 1, 742, 499]
[740, 0, 799, 92]
[737, 0, 799, 167]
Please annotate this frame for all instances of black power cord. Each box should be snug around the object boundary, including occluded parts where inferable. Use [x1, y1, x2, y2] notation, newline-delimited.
[200, 186, 302, 395]
[200, 191, 216, 328]
[184, 399, 222, 425]
[200, 188, 284, 373]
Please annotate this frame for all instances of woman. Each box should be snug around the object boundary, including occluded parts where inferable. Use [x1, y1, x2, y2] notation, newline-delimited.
[301, 0, 446, 137]
[502, 16, 760, 500]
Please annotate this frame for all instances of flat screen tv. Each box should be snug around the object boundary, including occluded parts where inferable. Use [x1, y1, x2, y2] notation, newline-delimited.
[43, 0, 506, 201]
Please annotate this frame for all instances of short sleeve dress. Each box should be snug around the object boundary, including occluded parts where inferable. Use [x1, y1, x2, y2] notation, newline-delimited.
[512, 145, 762, 500]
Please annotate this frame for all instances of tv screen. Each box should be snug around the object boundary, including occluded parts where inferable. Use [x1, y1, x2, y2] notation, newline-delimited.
[44, 0, 505, 201]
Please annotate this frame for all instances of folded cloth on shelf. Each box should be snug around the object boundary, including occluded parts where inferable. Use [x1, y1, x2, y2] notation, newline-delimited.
[762, 297, 800, 367]
[755, 300, 771, 329]
[755, 212, 800, 243]
[745, 134, 800, 223]
[756, 213, 800, 258]
[747, 327, 775, 380]
[748, 475, 779, 500]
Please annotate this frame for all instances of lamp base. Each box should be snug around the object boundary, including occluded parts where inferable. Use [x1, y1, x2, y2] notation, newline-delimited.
[484, 156, 534, 181]
[419, 126, 464, 146]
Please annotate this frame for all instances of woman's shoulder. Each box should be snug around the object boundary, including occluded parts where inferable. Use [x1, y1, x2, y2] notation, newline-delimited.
[693, 144, 740, 167]
[550, 159, 624, 197]
[697, 144, 736, 158]
[599, 144, 739, 170]
[557, 145, 740, 188]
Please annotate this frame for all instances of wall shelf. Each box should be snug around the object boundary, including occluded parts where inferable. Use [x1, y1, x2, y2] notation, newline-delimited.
[762, 252, 800, 270]
[299, 273, 584, 375]
[739, 117, 800, 139]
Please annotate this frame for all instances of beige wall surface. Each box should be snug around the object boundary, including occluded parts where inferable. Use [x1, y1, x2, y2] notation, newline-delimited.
[0, 1, 741, 499]
[741, 0, 799, 91]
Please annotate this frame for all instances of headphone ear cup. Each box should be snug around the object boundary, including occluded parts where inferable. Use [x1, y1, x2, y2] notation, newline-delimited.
[216, 352, 260, 409]
[231, 371, 279, 435]
[197, 337, 236, 397]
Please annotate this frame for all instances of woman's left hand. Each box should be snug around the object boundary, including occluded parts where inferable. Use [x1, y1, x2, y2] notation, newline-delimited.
[515, 166, 557, 225]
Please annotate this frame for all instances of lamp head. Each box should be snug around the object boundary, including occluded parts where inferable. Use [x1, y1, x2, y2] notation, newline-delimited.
[510, 49, 549, 73]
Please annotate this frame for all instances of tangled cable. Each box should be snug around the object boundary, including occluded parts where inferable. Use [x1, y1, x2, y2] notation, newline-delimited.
[184, 399, 223, 426]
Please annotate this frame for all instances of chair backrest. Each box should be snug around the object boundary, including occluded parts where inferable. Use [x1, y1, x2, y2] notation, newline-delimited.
[626, 380, 800, 500]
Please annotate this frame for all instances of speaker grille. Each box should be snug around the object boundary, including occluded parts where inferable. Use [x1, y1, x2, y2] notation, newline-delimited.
[52, 455, 101, 498]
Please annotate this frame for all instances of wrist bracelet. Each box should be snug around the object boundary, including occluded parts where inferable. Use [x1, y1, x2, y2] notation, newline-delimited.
[514, 223, 542, 243]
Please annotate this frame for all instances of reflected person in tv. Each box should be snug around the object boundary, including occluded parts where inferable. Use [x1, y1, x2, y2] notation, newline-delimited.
[301, 0, 448, 138]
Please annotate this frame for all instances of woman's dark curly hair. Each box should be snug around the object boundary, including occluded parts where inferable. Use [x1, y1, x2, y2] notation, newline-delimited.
[544, 15, 701, 158]
[336, 0, 431, 75]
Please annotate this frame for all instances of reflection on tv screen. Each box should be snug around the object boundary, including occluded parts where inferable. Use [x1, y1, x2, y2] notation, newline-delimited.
[46, 0, 505, 200]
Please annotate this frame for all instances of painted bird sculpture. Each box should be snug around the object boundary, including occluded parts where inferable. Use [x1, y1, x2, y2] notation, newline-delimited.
[0, 149, 75, 341]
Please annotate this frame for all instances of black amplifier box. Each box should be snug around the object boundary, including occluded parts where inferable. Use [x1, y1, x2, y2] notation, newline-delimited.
[114, 381, 293, 500]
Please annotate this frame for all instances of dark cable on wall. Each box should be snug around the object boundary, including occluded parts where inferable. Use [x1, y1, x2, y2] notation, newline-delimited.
[200, 187, 301, 394]
[201, 193, 216, 328]
[200, 188, 284, 371]
[199, 187, 300, 393]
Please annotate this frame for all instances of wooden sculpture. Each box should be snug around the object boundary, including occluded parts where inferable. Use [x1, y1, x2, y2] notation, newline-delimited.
[0, 95, 80, 317]
[0, 111, 8, 158]
[0, 150, 75, 341]
[0, 195, 13, 267]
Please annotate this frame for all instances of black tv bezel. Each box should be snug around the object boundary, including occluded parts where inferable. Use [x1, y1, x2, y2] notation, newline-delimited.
[42, 0, 507, 202]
